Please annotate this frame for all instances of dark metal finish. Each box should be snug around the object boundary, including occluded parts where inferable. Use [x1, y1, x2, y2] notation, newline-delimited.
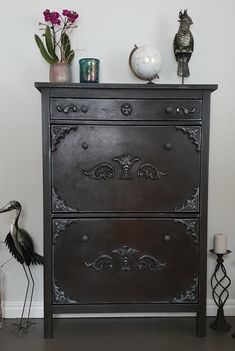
[81, 104, 89, 113]
[137, 163, 168, 180]
[81, 141, 89, 150]
[0, 201, 43, 333]
[174, 219, 199, 244]
[175, 187, 199, 212]
[52, 188, 78, 212]
[121, 103, 133, 116]
[164, 142, 172, 150]
[173, 10, 194, 82]
[176, 126, 201, 151]
[83, 163, 115, 180]
[56, 104, 78, 114]
[173, 278, 198, 303]
[85, 245, 167, 272]
[176, 106, 196, 115]
[53, 281, 78, 304]
[165, 106, 173, 113]
[51, 126, 78, 152]
[35, 82, 217, 338]
[209, 250, 232, 331]
[112, 153, 140, 180]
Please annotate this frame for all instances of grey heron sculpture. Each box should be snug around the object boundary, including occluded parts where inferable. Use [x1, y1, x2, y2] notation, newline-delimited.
[0, 200, 43, 332]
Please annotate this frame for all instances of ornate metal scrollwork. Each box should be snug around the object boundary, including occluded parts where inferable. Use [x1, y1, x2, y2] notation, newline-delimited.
[120, 103, 133, 116]
[174, 219, 199, 244]
[83, 163, 115, 180]
[84, 255, 114, 271]
[137, 255, 167, 271]
[176, 126, 201, 151]
[137, 163, 168, 180]
[112, 246, 139, 271]
[173, 278, 198, 303]
[53, 219, 77, 245]
[112, 153, 140, 180]
[175, 187, 199, 212]
[85, 245, 167, 272]
[52, 187, 79, 212]
[53, 280, 78, 304]
[176, 106, 196, 115]
[83, 153, 166, 181]
[56, 104, 78, 114]
[51, 126, 78, 152]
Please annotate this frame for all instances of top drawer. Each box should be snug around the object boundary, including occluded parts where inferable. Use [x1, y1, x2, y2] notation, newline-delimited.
[50, 98, 202, 120]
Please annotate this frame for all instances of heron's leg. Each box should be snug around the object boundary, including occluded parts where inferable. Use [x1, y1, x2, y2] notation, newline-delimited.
[19, 264, 30, 330]
[25, 266, 35, 328]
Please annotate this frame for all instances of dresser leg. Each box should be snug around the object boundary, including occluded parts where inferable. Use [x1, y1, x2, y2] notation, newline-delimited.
[196, 312, 206, 337]
[44, 313, 53, 338]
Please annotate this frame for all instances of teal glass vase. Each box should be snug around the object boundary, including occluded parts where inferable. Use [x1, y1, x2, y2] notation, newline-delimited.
[79, 58, 100, 83]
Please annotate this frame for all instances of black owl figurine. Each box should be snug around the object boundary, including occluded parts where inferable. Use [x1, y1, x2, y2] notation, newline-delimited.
[174, 9, 194, 84]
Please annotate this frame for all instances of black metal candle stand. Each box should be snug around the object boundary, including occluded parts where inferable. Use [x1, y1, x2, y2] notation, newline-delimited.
[209, 249, 232, 332]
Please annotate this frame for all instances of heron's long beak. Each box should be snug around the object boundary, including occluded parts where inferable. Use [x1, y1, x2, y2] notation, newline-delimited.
[0, 203, 13, 214]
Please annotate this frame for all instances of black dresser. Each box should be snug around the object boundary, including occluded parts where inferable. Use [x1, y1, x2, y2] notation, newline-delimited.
[35, 83, 217, 338]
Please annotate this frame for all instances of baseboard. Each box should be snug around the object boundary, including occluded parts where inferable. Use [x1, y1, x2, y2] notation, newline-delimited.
[3, 299, 235, 318]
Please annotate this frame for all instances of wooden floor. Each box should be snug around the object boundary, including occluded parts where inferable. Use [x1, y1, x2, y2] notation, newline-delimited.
[0, 317, 235, 351]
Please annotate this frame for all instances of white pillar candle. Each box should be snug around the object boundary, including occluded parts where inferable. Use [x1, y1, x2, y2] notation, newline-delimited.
[213, 234, 227, 254]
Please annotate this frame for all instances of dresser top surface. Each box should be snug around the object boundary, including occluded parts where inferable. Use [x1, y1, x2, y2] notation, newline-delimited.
[35, 82, 218, 92]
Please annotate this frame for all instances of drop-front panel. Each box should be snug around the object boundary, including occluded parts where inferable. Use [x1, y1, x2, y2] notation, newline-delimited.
[36, 83, 217, 338]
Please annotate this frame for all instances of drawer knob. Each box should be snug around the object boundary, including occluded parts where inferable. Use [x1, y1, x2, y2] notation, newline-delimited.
[81, 142, 89, 150]
[121, 103, 133, 116]
[165, 106, 173, 113]
[176, 107, 196, 115]
[81, 235, 89, 242]
[163, 235, 171, 242]
[164, 143, 172, 150]
[81, 105, 89, 113]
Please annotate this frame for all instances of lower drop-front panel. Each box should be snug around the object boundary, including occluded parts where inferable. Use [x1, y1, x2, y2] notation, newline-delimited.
[52, 218, 199, 305]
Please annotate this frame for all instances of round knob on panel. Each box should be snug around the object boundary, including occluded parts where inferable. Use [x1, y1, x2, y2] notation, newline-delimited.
[165, 106, 173, 113]
[164, 143, 172, 150]
[163, 234, 171, 242]
[81, 235, 89, 242]
[81, 105, 89, 113]
[81, 142, 89, 150]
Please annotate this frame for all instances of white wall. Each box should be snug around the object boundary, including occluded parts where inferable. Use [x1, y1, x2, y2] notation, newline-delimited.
[0, 0, 235, 317]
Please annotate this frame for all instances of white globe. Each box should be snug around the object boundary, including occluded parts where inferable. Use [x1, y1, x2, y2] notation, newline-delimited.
[129, 45, 162, 82]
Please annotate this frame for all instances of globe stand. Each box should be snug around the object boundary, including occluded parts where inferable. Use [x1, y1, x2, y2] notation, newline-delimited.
[209, 249, 231, 332]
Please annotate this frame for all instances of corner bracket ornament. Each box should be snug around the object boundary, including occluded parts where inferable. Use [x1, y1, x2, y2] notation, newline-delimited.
[53, 219, 78, 245]
[175, 187, 199, 212]
[176, 126, 201, 151]
[85, 245, 167, 272]
[52, 187, 79, 212]
[173, 278, 198, 303]
[174, 219, 199, 244]
[51, 126, 78, 152]
[53, 280, 77, 304]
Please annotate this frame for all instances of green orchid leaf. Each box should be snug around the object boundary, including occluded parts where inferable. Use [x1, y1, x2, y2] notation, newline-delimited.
[35, 35, 57, 64]
[67, 50, 75, 64]
[61, 33, 71, 60]
[45, 26, 59, 61]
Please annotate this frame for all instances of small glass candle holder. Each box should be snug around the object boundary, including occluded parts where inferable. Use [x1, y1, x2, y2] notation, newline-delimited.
[79, 58, 100, 83]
